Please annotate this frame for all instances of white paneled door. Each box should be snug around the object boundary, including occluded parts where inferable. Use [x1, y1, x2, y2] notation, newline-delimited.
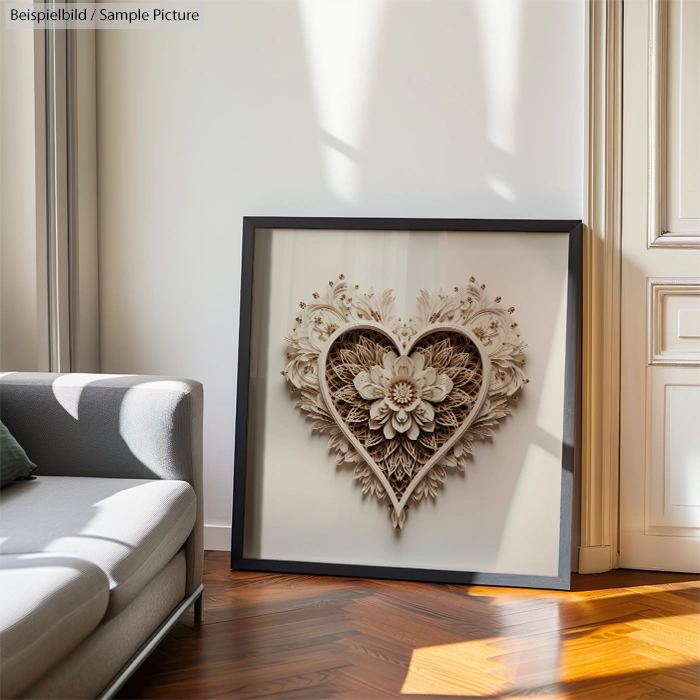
[620, 0, 700, 572]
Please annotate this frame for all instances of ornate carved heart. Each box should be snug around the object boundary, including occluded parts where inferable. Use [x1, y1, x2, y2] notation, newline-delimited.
[283, 276, 528, 529]
[320, 324, 490, 525]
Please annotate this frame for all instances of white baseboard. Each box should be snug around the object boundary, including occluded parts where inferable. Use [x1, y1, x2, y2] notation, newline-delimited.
[203, 524, 231, 551]
[578, 545, 612, 574]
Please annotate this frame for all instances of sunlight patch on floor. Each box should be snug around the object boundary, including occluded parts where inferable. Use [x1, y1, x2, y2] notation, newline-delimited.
[400, 613, 700, 697]
[400, 637, 511, 696]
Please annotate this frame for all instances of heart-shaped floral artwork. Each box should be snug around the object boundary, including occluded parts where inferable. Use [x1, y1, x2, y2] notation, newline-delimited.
[283, 275, 528, 528]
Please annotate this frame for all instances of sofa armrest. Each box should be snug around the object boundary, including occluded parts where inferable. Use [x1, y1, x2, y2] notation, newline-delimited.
[0, 372, 204, 596]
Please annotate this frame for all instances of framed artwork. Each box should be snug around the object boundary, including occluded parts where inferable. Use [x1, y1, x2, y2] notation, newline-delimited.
[231, 217, 581, 590]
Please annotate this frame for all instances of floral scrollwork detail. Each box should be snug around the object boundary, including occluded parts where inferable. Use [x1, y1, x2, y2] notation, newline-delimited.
[283, 276, 528, 529]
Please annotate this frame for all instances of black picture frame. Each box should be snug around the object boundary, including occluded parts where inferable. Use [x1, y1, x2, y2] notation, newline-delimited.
[231, 217, 582, 590]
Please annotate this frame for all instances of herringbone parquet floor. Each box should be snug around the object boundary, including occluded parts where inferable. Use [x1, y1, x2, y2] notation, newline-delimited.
[117, 552, 699, 699]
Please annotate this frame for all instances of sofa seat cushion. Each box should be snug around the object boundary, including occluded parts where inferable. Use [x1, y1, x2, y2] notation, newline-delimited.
[0, 553, 110, 698]
[0, 476, 196, 618]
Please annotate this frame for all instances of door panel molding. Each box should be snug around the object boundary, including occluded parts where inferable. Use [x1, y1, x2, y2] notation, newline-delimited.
[646, 374, 700, 534]
[621, 531, 700, 572]
[648, 0, 700, 247]
[579, 0, 622, 573]
[647, 278, 700, 365]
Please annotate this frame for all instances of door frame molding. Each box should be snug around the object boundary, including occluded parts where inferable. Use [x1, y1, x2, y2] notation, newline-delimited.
[41, 5, 100, 372]
[579, 0, 623, 574]
[647, 0, 669, 247]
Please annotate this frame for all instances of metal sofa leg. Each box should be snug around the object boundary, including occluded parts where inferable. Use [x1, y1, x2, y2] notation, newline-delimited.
[194, 590, 204, 623]
[98, 584, 204, 699]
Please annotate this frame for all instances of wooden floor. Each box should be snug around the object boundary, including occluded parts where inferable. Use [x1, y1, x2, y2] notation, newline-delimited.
[118, 552, 699, 699]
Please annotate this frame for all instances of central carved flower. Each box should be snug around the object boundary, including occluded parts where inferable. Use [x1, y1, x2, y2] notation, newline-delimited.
[353, 351, 454, 440]
[388, 379, 418, 407]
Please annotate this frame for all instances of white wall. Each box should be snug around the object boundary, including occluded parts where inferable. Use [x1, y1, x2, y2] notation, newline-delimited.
[0, 23, 39, 371]
[96, 0, 585, 550]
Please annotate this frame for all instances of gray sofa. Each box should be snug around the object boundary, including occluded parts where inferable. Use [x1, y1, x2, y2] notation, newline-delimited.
[0, 373, 204, 699]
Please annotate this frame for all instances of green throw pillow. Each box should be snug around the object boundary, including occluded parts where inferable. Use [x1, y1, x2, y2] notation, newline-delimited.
[0, 421, 37, 488]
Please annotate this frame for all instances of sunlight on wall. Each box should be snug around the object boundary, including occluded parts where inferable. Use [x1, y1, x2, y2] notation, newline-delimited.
[474, 0, 524, 155]
[485, 175, 517, 203]
[298, 0, 388, 202]
[95, 0, 585, 536]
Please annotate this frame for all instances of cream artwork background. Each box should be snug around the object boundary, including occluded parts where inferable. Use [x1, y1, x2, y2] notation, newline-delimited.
[244, 228, 569, 578]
